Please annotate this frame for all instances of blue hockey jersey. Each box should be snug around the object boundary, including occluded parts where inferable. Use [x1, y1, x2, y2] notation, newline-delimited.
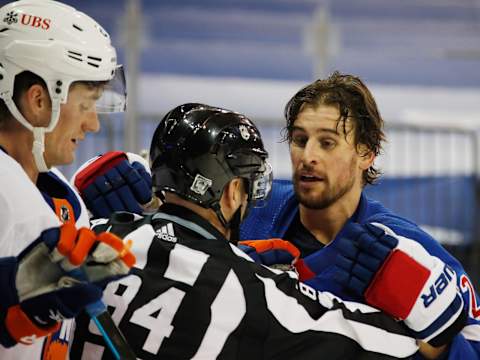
[241, 179, 480, 359]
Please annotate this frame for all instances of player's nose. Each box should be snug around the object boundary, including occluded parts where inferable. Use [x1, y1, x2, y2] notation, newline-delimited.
[83, 111, 100, 133]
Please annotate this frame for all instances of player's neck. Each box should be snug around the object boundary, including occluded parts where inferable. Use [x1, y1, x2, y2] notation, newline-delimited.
[0, 126, 39, 183]
[299, 185, 362, 245]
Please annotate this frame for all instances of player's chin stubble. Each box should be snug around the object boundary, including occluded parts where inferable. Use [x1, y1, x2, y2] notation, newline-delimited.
[293, 174, 356, 210]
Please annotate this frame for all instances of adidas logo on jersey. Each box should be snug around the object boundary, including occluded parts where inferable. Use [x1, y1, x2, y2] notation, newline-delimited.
[155, 222, 177, 242]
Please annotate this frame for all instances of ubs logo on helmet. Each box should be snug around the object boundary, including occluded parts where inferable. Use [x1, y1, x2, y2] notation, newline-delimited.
[11, 13, 51, 30]
[3, 11, 18, 25]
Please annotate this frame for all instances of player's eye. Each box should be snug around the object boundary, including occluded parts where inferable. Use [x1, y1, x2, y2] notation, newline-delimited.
[319, 138, 336, 149]
[291, 134, 308, 147]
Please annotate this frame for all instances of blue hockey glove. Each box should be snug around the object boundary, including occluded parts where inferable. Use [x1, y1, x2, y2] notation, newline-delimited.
[73, 151, 153, 218]
[0, 223, 136, 347]
[334, 222, 466, 346]
[334, 222, 398, 296]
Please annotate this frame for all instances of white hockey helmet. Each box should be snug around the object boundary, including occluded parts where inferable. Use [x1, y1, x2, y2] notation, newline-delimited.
[0, 0, 126, 171]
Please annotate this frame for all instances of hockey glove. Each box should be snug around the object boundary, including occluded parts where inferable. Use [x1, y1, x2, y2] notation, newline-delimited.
[239, 239, 300, 264]
[0, 223, 135, 347]
[238, 239, 315, 279]
[73, 151, 153, 218]
[334, 222, 466, 346]
[238, 239, 303, 272]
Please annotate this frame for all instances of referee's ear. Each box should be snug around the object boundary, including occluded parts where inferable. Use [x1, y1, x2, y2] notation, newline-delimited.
[220, 178, 247, 223]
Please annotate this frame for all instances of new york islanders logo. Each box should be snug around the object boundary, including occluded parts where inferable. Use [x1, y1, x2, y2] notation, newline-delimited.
[60, 205, 71, 223]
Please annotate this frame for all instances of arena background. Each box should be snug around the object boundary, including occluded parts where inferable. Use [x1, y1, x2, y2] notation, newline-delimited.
[9, 0, 480, 281]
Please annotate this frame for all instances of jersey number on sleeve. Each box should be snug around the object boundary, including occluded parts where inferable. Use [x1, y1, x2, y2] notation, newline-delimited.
[460, 274, 480, 319]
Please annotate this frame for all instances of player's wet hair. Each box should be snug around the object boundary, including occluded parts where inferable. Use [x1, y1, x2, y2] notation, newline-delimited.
[283, 71, 385, 185]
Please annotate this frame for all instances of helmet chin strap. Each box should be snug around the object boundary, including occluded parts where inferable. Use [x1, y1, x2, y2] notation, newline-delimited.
[3, 94, 61, 173]
[32, 127, 49, 172]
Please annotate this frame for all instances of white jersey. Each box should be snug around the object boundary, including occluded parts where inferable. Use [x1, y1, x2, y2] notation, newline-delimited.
[0, 151, 60, 256]
[0, 150, 89, 359]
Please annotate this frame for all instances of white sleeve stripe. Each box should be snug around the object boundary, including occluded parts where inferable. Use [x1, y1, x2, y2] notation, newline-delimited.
[461, 324, 480, 341]
[124, 224, 155, 270]
[164, 244, 209, 286]
[257, 275, 418, 358]
[191, 270, 246, 359]
[422, 296, 464, 343]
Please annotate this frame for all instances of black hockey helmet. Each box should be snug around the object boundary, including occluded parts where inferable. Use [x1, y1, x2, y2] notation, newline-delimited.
[149, 103, 272, 215]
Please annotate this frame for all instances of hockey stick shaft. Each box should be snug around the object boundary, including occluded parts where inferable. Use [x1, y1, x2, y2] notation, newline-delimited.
[66, 266, 136, 359]
[86, 301, 137, 360]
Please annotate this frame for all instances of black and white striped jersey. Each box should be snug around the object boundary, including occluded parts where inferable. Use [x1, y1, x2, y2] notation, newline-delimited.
[70, 204, 418, 360]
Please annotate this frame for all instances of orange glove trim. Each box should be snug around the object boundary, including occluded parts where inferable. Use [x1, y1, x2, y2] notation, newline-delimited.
[96, 232, 125, 252]
[239, 239, 301, 261]
[6, 305, 61, 345]
[119, 239, 136, 268]
[56, 223, 78, 256]
[96, 233, 136, 268]
[69, 228, 97, 266]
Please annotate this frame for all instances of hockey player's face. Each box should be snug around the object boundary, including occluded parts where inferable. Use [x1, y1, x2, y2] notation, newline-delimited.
[44, 84, 102, 166]
[289, 104, 370, 210]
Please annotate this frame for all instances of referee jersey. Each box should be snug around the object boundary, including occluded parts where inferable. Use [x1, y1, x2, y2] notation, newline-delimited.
[70, 204, 418, 359]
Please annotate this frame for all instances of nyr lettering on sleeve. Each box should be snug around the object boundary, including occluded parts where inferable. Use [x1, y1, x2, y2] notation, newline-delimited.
[421, 264, 455, 308]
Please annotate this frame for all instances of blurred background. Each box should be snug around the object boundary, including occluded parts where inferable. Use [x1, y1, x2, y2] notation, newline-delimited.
[5, 0, 480, 279]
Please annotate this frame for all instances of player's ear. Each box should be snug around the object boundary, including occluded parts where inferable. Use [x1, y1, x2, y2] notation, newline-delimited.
[20, 84, 51, 127]
[357, 143, 375, 171]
